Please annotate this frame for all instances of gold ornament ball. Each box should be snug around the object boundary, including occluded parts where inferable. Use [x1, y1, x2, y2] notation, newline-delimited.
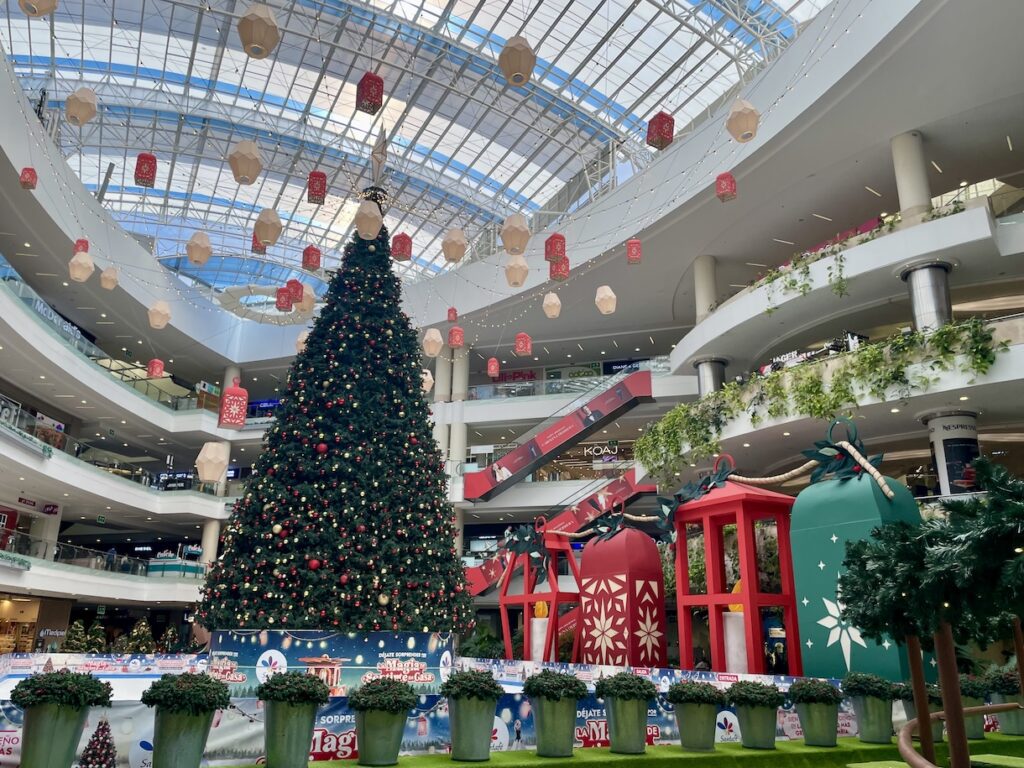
[272, 524, 282, 534]
[378, 594, 390, 606]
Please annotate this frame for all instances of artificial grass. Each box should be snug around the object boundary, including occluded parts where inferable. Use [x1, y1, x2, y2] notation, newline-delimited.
[234, 734, 1024, 767]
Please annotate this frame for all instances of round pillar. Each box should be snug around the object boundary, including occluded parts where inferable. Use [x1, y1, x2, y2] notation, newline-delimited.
[694, 358, 726, 398]
[901, 262, 952, 331]
[222, 365, 241, 388]
[433, 346, 452, 404]
[200, 519, 221, 565]
[890, 131, 932, 218]
[451, 347, 469, 402]
[694, 255, 718, 324]
[923, 410, 979, 496]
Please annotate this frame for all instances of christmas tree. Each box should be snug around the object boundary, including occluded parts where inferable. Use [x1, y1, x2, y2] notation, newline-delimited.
[160, 625, 179, 653]
[86, 622, 107, 653]
[201, 168, 471, 632]
[61, 619, 88, 652]
[78, 718, 116, 768]
[125, 618, 155, 653]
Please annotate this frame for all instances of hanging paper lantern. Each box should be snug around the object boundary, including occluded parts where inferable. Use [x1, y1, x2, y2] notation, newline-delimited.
[187, 231, 212, 266]
[442, 229, 468, 263]
[549, 256, 569, 282]
[218, 378, 249, 429]
[726, 98, 760, 143]
[500, 214, 530, 256]
[134, 152, 157, 187]
[626, 238, 642, 265]
[275, 287, 293, 312]
[307, 170, 327, 204]
[544, 233, 565, 263]
[421, 369, 434, 394]
[542, 292, 561, 319]
[73, 238, 89, 255]
[100, 267, 118, 290]
[18, 0, 58, 17]
[65, 87, 97, 127]
[422, 329, 443, 358]
[297, 284, 316, 314]
[716, 172, 737, 202]
[147, 359, 165, 378]
[148, 300, 172, 330]
[447, 325, 464, 349]
[19, 167, 37, 190]
[286, 278, 304, 303]
[195, 441, 230, 484]
[357, 71, 385, 115]
[646, 111, 675, 150]
[251, 232, 266, 255]
[391, 232, 412, 261]
[302, 244, 321, 271]
[295, 330, 310, 354]
[487, 357, 500, 378]
[595, 285, 617, 315]
[514, 332, 532, 357]
[254, 209, 283, 247]
[229, 140, 263, 185]
[447, 307, 458, 323]
[498, 36, 536, 86]
[505, 253, 529, 287]
[237, 3, 280, 59]
[354, 200, 383, 240]
[68, 252, 95, 283]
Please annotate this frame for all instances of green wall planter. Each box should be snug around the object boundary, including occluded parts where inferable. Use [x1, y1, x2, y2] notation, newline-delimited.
[265, 700, 320, 768]
[19, 703, 89, 768]
[532, 697, 577, 758]
[992, 693, 1024, 735]
[903, 699, 943, 743]
[606, 697, 648, 755]
[962, 696, 986, 740]
[355, 710, 406, 766]
[152, 709, 215, 768]
[735, 705, 777, 749]
[674, 702, 718, 752]
[796, 702, 839, 747]
[449, 697, 497, 762]
[851, 695, 893, 743]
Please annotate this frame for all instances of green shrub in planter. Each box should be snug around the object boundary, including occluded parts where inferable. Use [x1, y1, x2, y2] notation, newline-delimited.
[595, 673, 657, 755]
[984, 668, 1024, 735]
[440, 671, 504, 762]
[893, 682, 943, 743]
[728, 681, 784, 750]
[349, 677, 416, 767]
[11, 670, 112, 768]
[523, 671, 587, 758]
[257, 672, 331, 768]
[959, 675, 990, 740]
[788, 678, 842, 748]
[666, 681, 726, 752]
[142, 673, 230, 768]
[842, 672, 896, 744]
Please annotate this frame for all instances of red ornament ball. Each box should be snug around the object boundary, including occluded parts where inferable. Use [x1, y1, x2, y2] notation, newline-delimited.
[316, 442, 328, 454]
[340, 574, 349, 585]
[308, 559, 321, 571]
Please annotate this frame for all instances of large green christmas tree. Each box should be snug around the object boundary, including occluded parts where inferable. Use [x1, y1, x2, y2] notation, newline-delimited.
[201, 188, 471, 633]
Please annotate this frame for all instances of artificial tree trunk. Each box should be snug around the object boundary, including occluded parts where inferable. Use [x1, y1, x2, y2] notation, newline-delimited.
[906, 634, 936, 766]
[1013, 616, 1024, 695]
[934, 622, 970, 768]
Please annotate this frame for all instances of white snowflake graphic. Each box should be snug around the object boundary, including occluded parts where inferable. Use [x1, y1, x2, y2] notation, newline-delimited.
[587, 604, 625, 662]
[816, 597, 866, 670]
[635, 608, 663, 662]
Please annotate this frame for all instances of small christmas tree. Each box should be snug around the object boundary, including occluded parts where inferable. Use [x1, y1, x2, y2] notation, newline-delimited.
[86, 622, 107, 653]
[125, 618, 155, 653]
[112, 634, 129, 653]
[78, 718, 116, 768]
[42, 657, 54, 673]
[160, 626, 179, 653]
[61, 619, 88, 652]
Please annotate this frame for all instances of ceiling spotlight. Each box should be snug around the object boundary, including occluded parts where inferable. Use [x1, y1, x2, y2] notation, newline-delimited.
[959, 180, 968, 187]
[890, 407, 901, 413]
[959, 395, 970, 401]
[782, 431, 791, 436]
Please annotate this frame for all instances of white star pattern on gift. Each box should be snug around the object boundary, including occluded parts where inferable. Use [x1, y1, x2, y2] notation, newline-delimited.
[581, 575, 628, 666]
[588, 604, 625, 662]
[816, 597, 867, 670]
[636, 607, 663, 662]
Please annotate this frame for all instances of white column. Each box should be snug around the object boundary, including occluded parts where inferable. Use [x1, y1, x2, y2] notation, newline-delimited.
[29, 507, 62, 561]
[451, 347, 469, 403]
[891, 131, 932, 218]
[694, 358, 726, 398]
[222, 365, 241, 389]
[694, 255, 718, 324]
[924, 411, 979, 497]
[200, 519, 221, 565]
[448, 410, 468, 470]
[434, 346, 452, 404]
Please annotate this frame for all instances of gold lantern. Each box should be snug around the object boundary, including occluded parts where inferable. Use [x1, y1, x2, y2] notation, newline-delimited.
[354, 200, 383, 240]
[295, 330, 310, 354]
[18, 0, 57, 17]
[505, 253, 529, 288]
[498, 36, 537, 87]
[726, 99, 760, 143]
[195, 441, 230, 484]
[422, 369, 435, 394]
[500, 213, 530, 256]
[148, 300, 171, 330]
[100, 266, 119, 290]
[186, 231, 212, 266]
[542, 292, 561, 319]
[422, 328, 444, 358]
[228, 140, 263, 185]
[237, 4, 280, 60]
[595, 285, 617, 315]
[254, 208, 283, 247]
[65, 87, 97, 127]
[442, 229, 468, 263]
[68, 252, 95, 283]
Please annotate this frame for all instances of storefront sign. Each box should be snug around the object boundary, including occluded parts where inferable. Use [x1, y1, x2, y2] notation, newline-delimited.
[16, 497, 35, 509]
[490, 369, 538, 383]
[32, 299, 83, 343]
[195, 381, 221, 396]
[544, 362, 601, 380]
[96, 605, 106, 615]
[602, 359, 645, 375]
[582, 444, 619, 457]
[41, 504, 59, 516]
[0, 394, 20, 427]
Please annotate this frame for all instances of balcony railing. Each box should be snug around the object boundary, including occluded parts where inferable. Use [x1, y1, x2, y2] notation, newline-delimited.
[466, 357, 671, 402]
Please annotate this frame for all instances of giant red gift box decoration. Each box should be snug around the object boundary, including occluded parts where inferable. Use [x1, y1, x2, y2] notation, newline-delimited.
[146, 358, 165, 378]
[579, 528, 668, 667]
[276, 287, 293, 312]
[307, 170, 327, 204]
[716, 172, 737, 202]
[135, 152, 157, 187]
[514, 332, 532, 356]
[447, 325, 464, 349]
[302, 244, 321, 271]
[646, 111, 675, 150]
[549, 256, 569, 282]
[357, 71, 384, 115]
[19, 167, 37, 190]
[218, 377, 249, 429]
[544, 233, 566, 263]
[391, 232, 412, 261]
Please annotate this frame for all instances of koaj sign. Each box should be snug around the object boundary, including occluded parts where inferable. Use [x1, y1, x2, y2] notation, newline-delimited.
[582, 445, 618, 458]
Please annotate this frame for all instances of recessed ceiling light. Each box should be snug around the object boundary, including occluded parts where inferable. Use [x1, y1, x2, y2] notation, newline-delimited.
[772, 238, 795, 246]
[100, 313, 107, 318]
[80, 400, 87, 404]
[783, 431, 791, 436]
[890, 407, 901, 413]
[635, 347, 641, 352]
[600, 351, 606, 355]
[959, 180, 968, 187]
[38, 375, 45, 380]
[533, 357, 539, 361]
[120, 420, 126, 425]
[566, 353, 572, 358]
[23, 242, 30, 248]
[880, 212, 888, 217]
[240, 447, 245, 452]
[106, 506, 111, 510]
[61, 281, 69, 287]
[63, 493, 69, 497]
[18, 477, 24, 482]
[168, 359, 173, 363]
[930, 161, 943, 173]
[865, 186, 882, 197]
[137, 340, 143, 345]
[501, 360, 506, 364]
[959, 396, 970, 401]
[742, 443, 750, 448]
[812, 213, 832, 221]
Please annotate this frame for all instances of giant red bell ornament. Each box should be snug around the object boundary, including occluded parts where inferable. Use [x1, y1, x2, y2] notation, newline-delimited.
[514, 332, 532, 357]
[447, 325, 464, 349]
[357, 71, 384, 115]
[549, 255, 569, 282]
[147, 358, 165, 378]
[391, 232, 412, 261]
[307, 170, 327, 204]
[646, 111, 675, 150]
[218, 377, 249, 429]
[134, 152, 157, 187]
[251, 232, 266, 255]
[302, 244, 321, 271]
[544, 232, 566, 263]
[487, 357, 500, 378]
[275, 287, 293, 312]
[715, 171, 737, 202]
[447, 307, 458, 323]
[286, 278, 304, 303]
[626, 238, 642, 265]
[19, 167, 37, 190]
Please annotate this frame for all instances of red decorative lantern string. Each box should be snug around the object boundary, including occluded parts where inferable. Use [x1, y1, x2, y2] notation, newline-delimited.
[135, 152, 157, 187]
[307, 170, 327, 204]
[544, 233, 566, 263]
[276, 287, 293, 312]
[357, 71, 385, 115]
[514, 332, 532, 357]
[716, 172, 737, 202]
[549, 256, 569, 282]
[626, 238, 642, 265]
[646, 111, 674, 150]
[302, 245, 321, 271]
[19, 167, 37, 190]
[392, 232, 412, 261]
[448, 326, 465, 349]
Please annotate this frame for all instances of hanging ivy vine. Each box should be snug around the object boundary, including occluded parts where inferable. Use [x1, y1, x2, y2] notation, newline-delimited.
[635, 318, 1008, 479]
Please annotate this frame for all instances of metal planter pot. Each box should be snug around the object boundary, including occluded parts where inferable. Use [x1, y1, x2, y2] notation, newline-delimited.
[903, 699, 944, 743]
[152, 709, 215, 768]
[962, 696, 986, 740]
[796, 702, 839, 747]
[532, 696, 577, 758]
[992, 693, 1024, 735]
[265, 700, 320, 767]
[674, 702, 718, 752]
[736, 705, 777, 750]
[606, 697, 648, 755]
[851, 696, 893, 744]
[356, 710, 407, 766]
[449, 697, 497, 762]
[19, 703, 89, 768]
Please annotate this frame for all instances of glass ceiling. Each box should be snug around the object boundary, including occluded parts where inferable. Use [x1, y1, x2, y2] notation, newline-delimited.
[0, 0, 827, 296]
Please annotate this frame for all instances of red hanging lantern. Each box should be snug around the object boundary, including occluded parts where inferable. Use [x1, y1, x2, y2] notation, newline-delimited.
[19, 167, 37, 190]
[514, 332, 532, 357]
[549, 255, 569, 282]
[218, 377, 249, 430]
[626, 238, 642, 265]
[302, 244, 321, 271]
[286, 278, 304, 303]
[276, 287, 293, 312]
[73, 238, 89, 255]
[307, 170, 327, 204]
[715, 171, 737, 202]
[646, 111, 675, 150]
[544, 233, 566, 263]
[357, 71, 384, 115]
[146, 358, 165, 378]
[251, 232, 266, 254]
[391, 232, 412, 261]
[447, 325, 464, 349]
[447, 307, 458, 323]
[134, 152, 157, 187]
[487, 357, 500, 378]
